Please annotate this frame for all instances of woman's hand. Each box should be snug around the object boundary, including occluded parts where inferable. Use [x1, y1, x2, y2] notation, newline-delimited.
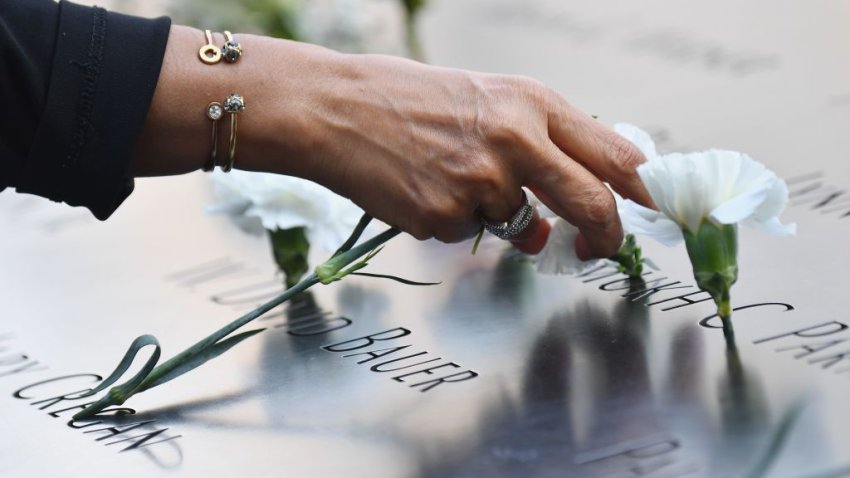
[292, 53, 655, 258]
[133, 26, 653, 259]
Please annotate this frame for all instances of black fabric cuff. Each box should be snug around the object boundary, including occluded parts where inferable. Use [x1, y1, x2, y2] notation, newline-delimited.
[19, 1, 170, 220]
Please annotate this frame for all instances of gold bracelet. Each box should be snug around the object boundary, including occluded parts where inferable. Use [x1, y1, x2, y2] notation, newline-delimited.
[203, 102, 224, 171]
[221, 93, 245, 173]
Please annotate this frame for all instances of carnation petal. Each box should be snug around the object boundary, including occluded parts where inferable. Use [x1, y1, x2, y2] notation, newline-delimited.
[637, 153, 707, 232]
[744, 216, 796, 236]
[709, 188, 769, 225]
[534, 219, 591, 275]
[618, 198, 684, 246]
[746, 170, 794, 235]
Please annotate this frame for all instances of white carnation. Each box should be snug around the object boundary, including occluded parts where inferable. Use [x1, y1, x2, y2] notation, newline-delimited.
[534, 218, 587, 275]
[207, 170, 365, 252]
[526, 191, 598, 275]
[614, 123, 795, 245]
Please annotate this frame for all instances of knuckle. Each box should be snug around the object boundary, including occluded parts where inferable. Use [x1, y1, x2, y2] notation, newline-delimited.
[503, 74, 544, 92]
[434, 226, 468, 244]
[480, 111, 524, 145]
[425, 203, 478, 244]
[469, 161, 507, 196]
[582, 188, 617, 228]
[514, 76, 559, 118]
[604, 132, 645, 174]
[419, 204, 443, 226]
[518, 77, 549, 106]
[421, 196, 464, 225]
[511, 75, 544, 93]
[477, 77, 539, 141]
[406, 181, 474, 242]
[408, 224, 433, 241]
[486, 74, 540, 96]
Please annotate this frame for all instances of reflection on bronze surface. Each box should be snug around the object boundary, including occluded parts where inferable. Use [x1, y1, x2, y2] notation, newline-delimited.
[412, 294, 815, 477]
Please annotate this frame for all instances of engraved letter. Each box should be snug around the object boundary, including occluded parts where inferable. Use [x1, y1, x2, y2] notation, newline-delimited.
[776, 340, 848, 359]
[392, 362, 461, 382]
[13, 374, 100, 400]
[322, 328, 412, 352]
[343, 345, 413, 364]
[701, 303, 795, 330]
[369, 352, 441, 372]
[409, 370, 479, 392]
[753, 320, 845, 344]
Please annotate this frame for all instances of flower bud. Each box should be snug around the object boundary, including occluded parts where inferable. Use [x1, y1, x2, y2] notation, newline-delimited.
[683, 221, 738, 319]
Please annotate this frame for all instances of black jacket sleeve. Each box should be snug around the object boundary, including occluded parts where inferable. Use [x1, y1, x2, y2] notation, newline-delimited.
[0, 0, 170, 219]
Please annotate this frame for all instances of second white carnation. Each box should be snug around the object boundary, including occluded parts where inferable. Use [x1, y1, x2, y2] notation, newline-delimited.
[207, 170, 365, 252]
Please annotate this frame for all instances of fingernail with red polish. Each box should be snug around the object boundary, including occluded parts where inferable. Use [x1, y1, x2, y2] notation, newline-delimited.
[511, 218, 551, 255]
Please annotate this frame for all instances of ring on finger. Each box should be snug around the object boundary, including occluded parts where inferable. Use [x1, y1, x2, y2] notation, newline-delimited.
[480, 190, 534, 240]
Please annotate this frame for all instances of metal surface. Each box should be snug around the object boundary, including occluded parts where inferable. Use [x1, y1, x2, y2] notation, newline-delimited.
[2, 0, 850, 476]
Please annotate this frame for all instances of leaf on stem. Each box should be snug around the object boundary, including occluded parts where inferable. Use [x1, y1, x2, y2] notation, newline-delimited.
[642, 257, 660, 271]
[318, 245, 386, 284]
[332, 214, 373, 258]
[140, 329, 265, 390]
[80, 334, 161, 398]
[350, 272, 441, 286]
[72, 335, 161, 420]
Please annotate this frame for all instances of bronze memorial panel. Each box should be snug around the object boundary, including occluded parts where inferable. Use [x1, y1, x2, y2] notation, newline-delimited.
[2, 0, 850, 476]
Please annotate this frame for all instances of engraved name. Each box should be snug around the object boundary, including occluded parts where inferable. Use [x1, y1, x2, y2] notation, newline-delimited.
[168, 257, 480, 391]
[0, 335, 183, 469]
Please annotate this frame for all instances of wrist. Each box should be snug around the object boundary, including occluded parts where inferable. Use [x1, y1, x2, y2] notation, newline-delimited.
[133, 26, 344, 180]
[234, 35, 346, 181]
[133, 25, 227, 176]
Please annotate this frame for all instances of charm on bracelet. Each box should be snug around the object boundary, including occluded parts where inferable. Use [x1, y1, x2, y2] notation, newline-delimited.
[203, 101, 224, 171]
[221, 31, 243, 63]
[221, 93, 246, 173]
[199, 29, 222, 64]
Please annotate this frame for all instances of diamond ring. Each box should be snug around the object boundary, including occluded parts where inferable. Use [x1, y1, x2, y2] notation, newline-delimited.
[480, 190, 534, 240]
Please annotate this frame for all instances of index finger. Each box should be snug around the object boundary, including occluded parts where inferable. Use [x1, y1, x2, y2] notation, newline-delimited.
[544, 91, 656, 209]
[528, 143, 624, 259]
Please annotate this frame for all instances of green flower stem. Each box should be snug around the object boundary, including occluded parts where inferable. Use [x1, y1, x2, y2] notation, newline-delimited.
[718, 287, 734, 341]
[73, 223, 401, 421]
[683, 221, 738, 338]
[141, 275, 319, 387]
[73, 273, 321, 421]
[470, 225, 485, 255]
